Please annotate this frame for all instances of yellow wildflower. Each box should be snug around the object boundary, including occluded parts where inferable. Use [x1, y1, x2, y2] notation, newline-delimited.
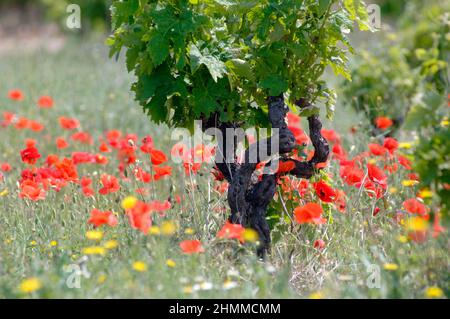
[309, 291, 324, 299]
[161, 221, 177, 236]
[383, 263, 398, 271]
[103, 240, 118, 249]
[19, 278, 42, 293]
[396, 235, 408, 243]
[148, 226, 161, 235]
[405, 216, 428, 232]
[121, 196, 138, 210]
[86, 230, 103, 241]
[97, 274, 107, 284]
[389, 187, 398, 194]
[30, 240, 37, 246]
[132, 261, 148, 272]
[425, 286, 443, 299]
[242, 228, 259, 243]
[166, 259, 176, 268]
[82, 246, 106, 256]
[418, 189, 433, 199]
[182, 286, 193, 294]
[50, 240, 58, 247]
[402, 180, 419, 187]
[184, 228, 195, 235]
[0, 188, 8, 196]
[398, 142, 413, 149]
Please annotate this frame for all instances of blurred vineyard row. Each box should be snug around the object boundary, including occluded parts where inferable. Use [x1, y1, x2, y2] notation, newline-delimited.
[0, 0, 112, 32]
[341, 0, 449, 219]
[0, 0, 419, 33]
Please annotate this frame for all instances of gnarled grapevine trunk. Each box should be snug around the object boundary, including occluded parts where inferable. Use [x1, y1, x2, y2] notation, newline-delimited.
[205, 95, 330, 257]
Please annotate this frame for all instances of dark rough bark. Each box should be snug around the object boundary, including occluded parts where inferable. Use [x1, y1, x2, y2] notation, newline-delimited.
[206, 95, 330, 258]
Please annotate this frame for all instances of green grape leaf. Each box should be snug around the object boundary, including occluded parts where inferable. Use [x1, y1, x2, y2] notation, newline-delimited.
[148, 33, 170, 66]
[189, 44, 227, 82]
[259, 75, 288, 96]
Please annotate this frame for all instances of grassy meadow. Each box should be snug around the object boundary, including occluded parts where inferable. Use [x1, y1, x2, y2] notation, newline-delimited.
[0, 37, 448, 299]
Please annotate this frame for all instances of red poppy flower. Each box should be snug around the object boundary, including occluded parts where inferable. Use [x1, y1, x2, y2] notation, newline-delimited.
[19, 180, 46, 201]
[149, 200, 171, 212]
[334, 190, 347, 213]
[54, 158, 78, 182]
[150, 149, 168, 165]
[375, 116, 393, 130]
[88, 209, 118, 227]
[1, 163, 11, 172]
[46, 154, 59, 166]
[286, 112, 301, 126]
[340, 162, 364, 186]
[313, 239, 325, 249]
[2, 111, 15, 126]
[59, 116, 80, 130]
[217, 221, 245, 241]
[99, 142, 111, 153]
[332, 143, 347, 162]
[367, 164, 387, 188]
[288, 126, 309, 145]
[126, 201, 153, 233]
[140, 135, 154, 153]
[20, 146, 41, 165]
[212, 167, 225, 181]
[95, 154, 108, 165]
[56, 137, 69, 149]
[183, 162, 202, 175]
[215, 181, 229, 194]
[398, 155, 412, 170]
[432, 213, 445, 238]
[134, 167, 152, 183]
[71, 152, 96, 165]
[383, 137, 398, 154]
[8, 89, 24, 101]
[368, 143, 387, 156]
[364, 180, 385, 199]
[38, 96, 54, 108]
[154, 165, 172, 180]
[373, 207, 381, 216]
[384, 162, 398, 173]
[28, 120, 44, 132]
[277, 160, 296, 174]
[180, 240, 205, 254]
[321, 129, 340, 144]
[98, 174, 120, 195]
[313, 180, 337, 203]
[171, 142, 186, 159]
[82, 186, 94, 197]
[80, 176, 94, 196]
[81, 176, 92, 188]
[15, 117, 29, 129]
[25, 139, 37, 148]
[294, 203, 326, 225]
[403, 198, 427, 215]
[71, 131, 93, 145]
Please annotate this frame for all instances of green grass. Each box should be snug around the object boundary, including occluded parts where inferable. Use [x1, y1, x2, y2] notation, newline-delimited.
[0, 37, 448, 299]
